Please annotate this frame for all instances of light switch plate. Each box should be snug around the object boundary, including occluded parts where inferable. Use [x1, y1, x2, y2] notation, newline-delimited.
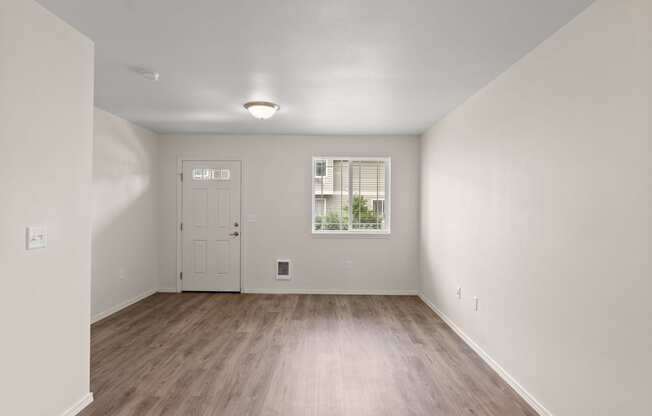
[26, 226, 47, 250]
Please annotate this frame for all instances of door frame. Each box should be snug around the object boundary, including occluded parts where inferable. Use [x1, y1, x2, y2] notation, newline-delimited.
[176, 157, 246, 293]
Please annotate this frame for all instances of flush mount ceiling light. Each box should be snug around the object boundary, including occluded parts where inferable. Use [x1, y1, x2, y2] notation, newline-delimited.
[130, 66, 160, 81]
[141, 71, 160, 82]
[243, 101, 280, 120]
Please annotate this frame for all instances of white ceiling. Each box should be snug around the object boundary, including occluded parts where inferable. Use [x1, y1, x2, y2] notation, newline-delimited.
[38, 0, 593, 135]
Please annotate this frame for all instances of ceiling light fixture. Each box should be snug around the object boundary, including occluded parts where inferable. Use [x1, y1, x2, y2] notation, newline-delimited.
[130, 66, 160, 81]
[243, 101, 280, 120]
[141, 71, 160, 82]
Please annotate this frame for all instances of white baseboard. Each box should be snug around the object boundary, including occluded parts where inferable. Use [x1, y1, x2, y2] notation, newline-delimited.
[417, 293, 552, 416]
[244, 288, 418, 295]
[157, 287, 180, 293]
[60, 392, 93, 416]
[91, 288, 157, 324]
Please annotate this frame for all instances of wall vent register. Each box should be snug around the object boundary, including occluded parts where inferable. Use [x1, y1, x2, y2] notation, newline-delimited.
[276, 260, 291, 280]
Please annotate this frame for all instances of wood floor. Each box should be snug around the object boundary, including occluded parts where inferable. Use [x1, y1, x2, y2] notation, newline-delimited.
[81, 293, 536, 416]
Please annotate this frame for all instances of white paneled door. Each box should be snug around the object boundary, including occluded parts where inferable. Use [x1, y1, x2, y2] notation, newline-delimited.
[182, 161, 241, 291]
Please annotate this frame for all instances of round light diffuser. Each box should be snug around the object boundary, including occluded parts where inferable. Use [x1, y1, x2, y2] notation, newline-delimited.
[243, 101, 280, 120]
[131, 66, 160, 81]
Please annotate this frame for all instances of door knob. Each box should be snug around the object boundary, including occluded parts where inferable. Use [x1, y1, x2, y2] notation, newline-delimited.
[229, 231, 240, 237]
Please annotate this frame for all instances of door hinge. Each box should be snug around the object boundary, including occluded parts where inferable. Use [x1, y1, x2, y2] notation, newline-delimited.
[180, 272, 183, 280]
[180, 172, 183, 182]
[180, 222, 184, 231]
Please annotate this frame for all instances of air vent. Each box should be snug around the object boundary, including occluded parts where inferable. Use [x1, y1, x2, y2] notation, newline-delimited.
[276, 259, 291, 280]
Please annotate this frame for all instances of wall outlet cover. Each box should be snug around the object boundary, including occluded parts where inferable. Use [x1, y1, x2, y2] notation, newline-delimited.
[26, 226, 47, 250]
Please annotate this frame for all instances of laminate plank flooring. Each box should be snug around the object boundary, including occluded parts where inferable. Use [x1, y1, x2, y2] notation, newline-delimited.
[80, 293, 537, 416]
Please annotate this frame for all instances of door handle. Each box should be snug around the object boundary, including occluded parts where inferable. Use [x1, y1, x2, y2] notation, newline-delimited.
[229, 231, 240, 237]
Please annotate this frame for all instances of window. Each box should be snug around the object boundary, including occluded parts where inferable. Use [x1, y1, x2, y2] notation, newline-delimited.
[192, 168, 231, 181]
[312, 157, 390, 234]
[372, 199, 384, 216]
[314, 198, 327, 216]
[314, 159, 327, 177]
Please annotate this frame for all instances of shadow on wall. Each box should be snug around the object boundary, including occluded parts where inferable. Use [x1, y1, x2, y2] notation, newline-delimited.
[91, 110, 159, 318]
[92, 119, 152, 234]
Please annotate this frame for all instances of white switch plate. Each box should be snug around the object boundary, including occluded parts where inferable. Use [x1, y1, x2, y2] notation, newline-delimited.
[473, 296, 479, 311]
[26, 226, 47, 250]
[456, 287, 462, 299]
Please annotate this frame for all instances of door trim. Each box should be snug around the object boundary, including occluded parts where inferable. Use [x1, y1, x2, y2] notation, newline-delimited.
[176, 157, 245, 293]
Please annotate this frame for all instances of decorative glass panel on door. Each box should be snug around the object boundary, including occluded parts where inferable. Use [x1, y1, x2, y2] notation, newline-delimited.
[192, 168, 231, 181]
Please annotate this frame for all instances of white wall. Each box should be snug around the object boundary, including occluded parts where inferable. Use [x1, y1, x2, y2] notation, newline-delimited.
[0, 0, 95, 415]
[159, 135, 420, 294]
[92, 108, 159, 322]
[419, 0, 650, 415]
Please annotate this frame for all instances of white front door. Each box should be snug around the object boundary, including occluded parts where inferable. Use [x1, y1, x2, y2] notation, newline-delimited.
[182, 161, 241, 292]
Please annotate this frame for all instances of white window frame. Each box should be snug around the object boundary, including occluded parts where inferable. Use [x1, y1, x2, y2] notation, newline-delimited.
[312, 156, 391, 236]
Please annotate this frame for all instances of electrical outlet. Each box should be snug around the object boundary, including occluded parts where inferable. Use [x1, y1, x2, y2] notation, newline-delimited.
[456, 287, 462, 299]
[119, 268, 126, 280]
[473, 296, 479, 312]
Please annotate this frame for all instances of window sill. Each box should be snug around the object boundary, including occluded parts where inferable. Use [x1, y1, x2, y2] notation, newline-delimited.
[311, 231, 391, 239]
